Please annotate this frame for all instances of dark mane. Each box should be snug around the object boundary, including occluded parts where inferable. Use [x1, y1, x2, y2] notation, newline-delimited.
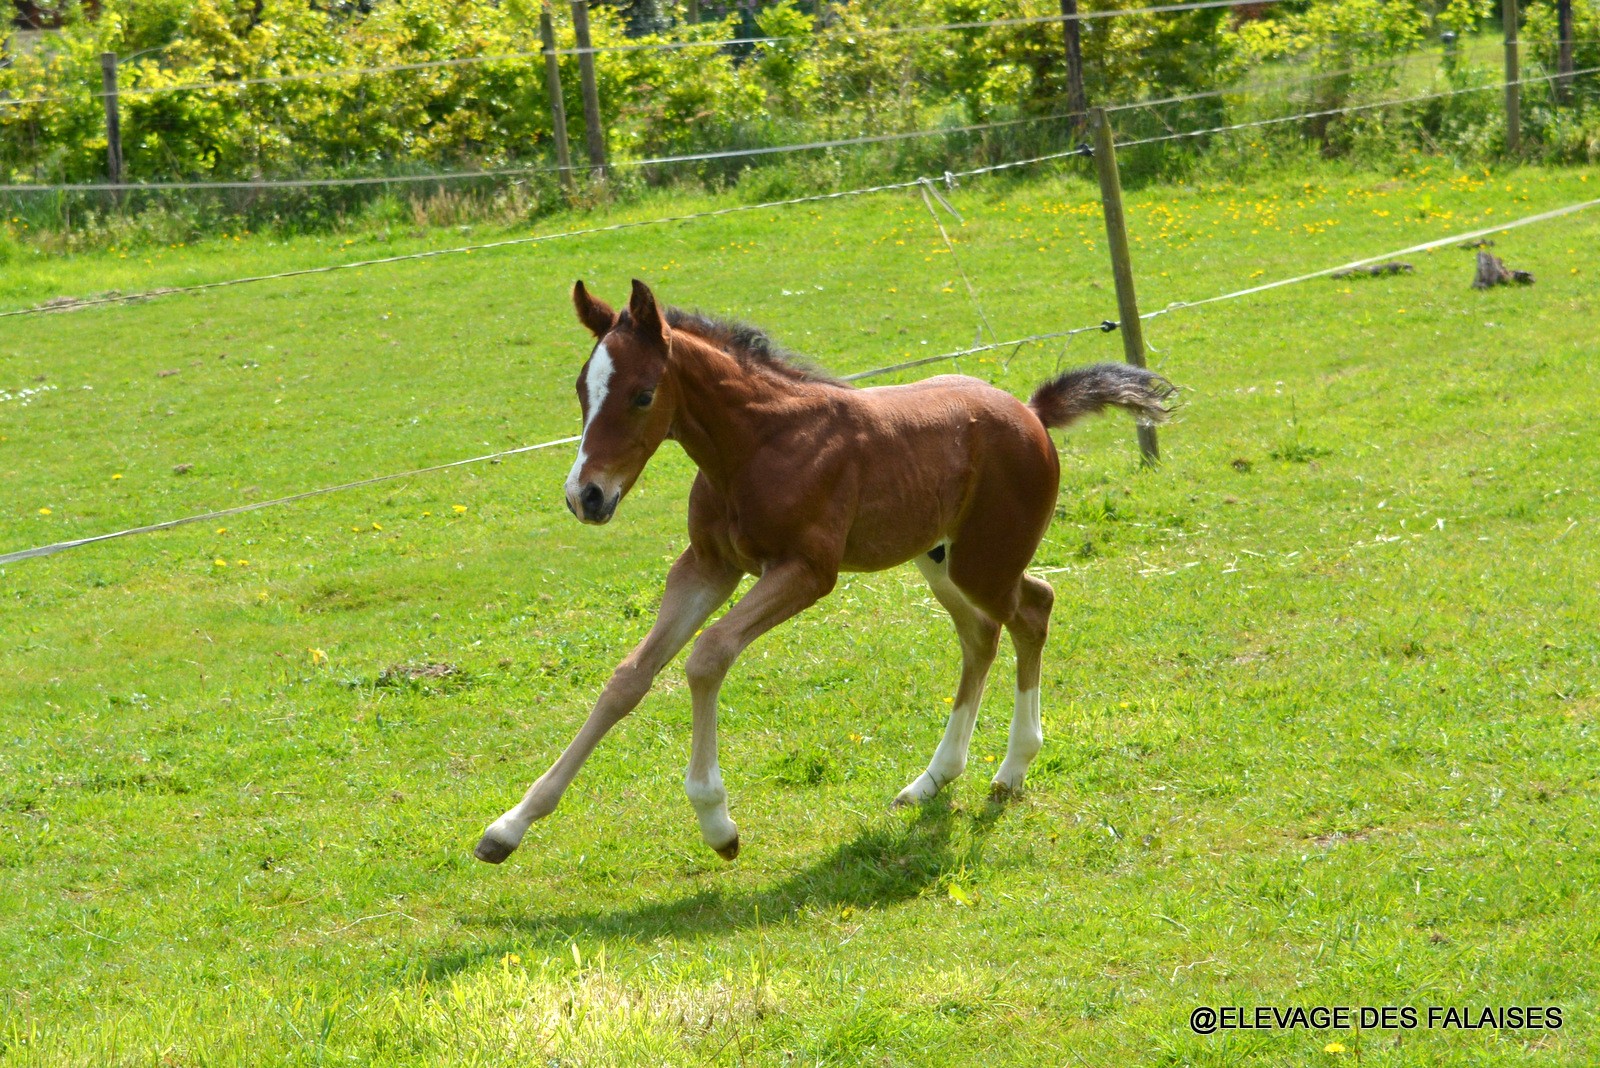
[662, 307, 848, 386]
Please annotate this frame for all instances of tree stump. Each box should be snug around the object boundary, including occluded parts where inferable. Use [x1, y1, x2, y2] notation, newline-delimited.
[1472, 250, 1534, 289]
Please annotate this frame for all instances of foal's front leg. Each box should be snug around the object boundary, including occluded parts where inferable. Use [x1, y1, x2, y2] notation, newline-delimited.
[682, 559, 835, 859]
[474, 547, 742, 863]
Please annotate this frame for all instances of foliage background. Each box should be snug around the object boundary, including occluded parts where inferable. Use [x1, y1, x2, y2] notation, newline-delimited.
[1, 0, 1597, 245]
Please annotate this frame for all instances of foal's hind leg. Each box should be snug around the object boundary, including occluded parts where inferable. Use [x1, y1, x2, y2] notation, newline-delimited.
[893, 553, 1001, 807]
[992, 575, 1054, 798]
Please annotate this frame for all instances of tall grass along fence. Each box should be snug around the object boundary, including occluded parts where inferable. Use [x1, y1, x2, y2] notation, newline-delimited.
[3, 0, 1600, 244]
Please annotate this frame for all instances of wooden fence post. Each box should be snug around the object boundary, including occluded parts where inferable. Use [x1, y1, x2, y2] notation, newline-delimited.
[100, 51, 123, 187]
[570, 0, 607, 177]
[1503, 0, 1520, 153]
[539, 7, 575, 194]
[1556, 0, 1575, 103]
[1059, 0, 1086, 128]
[1090, 107, 1159, 466]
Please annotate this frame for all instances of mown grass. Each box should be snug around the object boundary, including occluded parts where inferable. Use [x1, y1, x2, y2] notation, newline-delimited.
[1, 158, 1597, 1065]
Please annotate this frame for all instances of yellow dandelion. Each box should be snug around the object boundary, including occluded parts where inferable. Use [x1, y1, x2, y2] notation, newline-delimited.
[452, 504, 468, 514]
[1324, 1041, 1346, 1054]
[38, 507, 51, 515]
[216, 527, 227, 535]
[372, 522, 382, 531]
[422, 510, 432, 517]
[236, 560, 248, 567]
[112, 473, 123, 481]
[309, 648, 327, 665]
[213, 558, 227, 567]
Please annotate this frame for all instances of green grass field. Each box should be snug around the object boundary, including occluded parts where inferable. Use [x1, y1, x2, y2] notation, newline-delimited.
[2, 158, 1598, 1065]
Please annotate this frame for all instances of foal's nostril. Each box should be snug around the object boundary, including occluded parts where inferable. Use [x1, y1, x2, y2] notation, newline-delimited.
[579, 483, 605, 518]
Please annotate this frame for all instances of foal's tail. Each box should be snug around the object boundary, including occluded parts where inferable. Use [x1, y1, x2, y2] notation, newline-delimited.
[1028, 362, 1176, 430]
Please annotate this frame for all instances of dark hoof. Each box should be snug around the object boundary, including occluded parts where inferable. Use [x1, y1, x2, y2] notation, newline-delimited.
[713, 835, 740, 861]
[474, 833, 516, 864]
[989, 781, 1020, 803]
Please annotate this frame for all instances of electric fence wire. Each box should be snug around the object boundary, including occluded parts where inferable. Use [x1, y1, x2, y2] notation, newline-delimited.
[6, 189, 1597, 568]
[917, 177, 999, 347]
[0, 55, 1500, 195]
[0, 144, 1096, 319]
[5, 24, 1599, 560]
[0, 322, 1107, 567]
[1115, 65, 1600, 149]
[554, 0, 1292, 55]
[3, 65, 1589, 320]
[0, 0, 1295, 110]
[0, 436, 576, 565]
[4, 60, 1588, 321]
[1137, 194, 1600, 324]
[2, 17, 1592, 111]
[1102, 56, 1412, 114]
[0, 111, 1078, 193]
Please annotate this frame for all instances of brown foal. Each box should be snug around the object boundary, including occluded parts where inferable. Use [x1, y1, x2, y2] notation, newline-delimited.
[475, 279, 1173, 863]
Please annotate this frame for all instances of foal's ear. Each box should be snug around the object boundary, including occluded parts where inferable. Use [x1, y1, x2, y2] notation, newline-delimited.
[572, 280, 616, 339]
[628, 278, 666, 342]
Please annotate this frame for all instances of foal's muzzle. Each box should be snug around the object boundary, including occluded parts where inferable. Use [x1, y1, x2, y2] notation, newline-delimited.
[571, 481, 621, 525]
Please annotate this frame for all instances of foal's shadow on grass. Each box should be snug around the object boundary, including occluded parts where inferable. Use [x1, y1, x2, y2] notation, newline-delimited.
[434, 797, 1012, 979]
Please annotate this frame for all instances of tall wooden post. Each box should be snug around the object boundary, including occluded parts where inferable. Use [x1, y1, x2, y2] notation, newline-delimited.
[539, 8, 575, 193]
[1556, 0, 1575, 103]
[570, 0, 607, 177]
[686, 0, 699, 25]
[1502, 0, 1520, 153]
[1060, 0, 1086, 127]
[1090, 108, 1158, 465]
[100, 51, 123, 186]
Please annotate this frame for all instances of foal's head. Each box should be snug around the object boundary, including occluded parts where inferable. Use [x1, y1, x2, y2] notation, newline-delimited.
[564, 279, 676, 524]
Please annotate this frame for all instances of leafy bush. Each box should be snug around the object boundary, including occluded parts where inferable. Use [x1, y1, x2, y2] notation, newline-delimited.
[1, 0, 1596, 242]
[0, 0, 1341, 187]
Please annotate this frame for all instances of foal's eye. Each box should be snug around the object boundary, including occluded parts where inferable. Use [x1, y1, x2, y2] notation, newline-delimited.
[633, 390, 655, 408]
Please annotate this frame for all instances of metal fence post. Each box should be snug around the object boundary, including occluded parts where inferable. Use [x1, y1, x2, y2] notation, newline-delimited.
[539, 7, 575, 193]
[1090, 107, 1159, 466]
[1503, 0, 1521, 153]
[570, 0, 607, 177]
[100, 51, 123, 186]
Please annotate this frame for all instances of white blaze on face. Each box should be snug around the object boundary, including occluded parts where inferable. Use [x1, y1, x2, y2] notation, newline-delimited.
[566, 342, 614, 497]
